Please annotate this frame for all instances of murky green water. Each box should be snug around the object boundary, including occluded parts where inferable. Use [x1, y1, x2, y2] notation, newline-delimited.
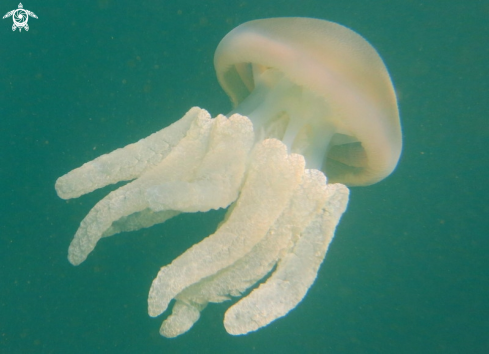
[1, 0, 487, 353]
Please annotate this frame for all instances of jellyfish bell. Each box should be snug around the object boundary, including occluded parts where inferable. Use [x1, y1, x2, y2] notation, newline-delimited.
[55, 17, 401, 338]
[215, 17, 401, 185]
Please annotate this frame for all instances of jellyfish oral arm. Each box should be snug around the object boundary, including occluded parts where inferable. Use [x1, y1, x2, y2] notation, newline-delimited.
[57, 108, 256, 266]
[56, 107, 349, 336]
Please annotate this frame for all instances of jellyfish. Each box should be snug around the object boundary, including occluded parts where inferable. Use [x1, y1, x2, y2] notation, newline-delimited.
[55, 17, 401, 337]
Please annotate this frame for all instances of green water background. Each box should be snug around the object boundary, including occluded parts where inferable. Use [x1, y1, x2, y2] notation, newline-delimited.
[1, 0, 487, 353]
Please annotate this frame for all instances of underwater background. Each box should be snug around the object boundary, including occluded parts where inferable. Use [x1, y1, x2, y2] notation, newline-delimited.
[1, 0, 487, 353]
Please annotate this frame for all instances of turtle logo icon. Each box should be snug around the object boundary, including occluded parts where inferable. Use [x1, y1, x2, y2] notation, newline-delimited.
[3, 3, 37, 32]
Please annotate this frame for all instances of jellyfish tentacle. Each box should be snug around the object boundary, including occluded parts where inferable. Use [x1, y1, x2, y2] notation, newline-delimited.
[148, 139, 305, 317]
[159, 300, 206, 338]
[55, 107, 203, 200]
[65, 110, 256, 266]
[147, 113, 254, 213]
[155, 169, 332, 337]
[67, 183, 150, 265]
[58, 109, 351, 336]
[141, 108, 215, 183]
[66, 108, 214, 265]
[224, 183, 349, 335]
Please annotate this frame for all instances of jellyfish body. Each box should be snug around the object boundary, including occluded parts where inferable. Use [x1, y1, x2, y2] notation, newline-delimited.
[55, 18, 401, 337]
